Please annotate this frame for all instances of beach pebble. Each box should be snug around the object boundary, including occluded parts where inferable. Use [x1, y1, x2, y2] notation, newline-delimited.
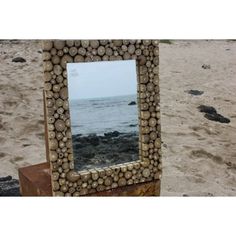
[12, 57, 26, 63]
[186, 89, 204, 96]
[202, 64, 211, 69]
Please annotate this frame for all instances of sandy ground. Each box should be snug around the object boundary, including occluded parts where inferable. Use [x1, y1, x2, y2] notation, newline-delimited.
[160, 40, 236, 196]
[0, 40, 45, 178]
[0, 40, 236, 196]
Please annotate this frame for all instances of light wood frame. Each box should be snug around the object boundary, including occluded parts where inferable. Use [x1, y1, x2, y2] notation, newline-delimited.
[42, 40, 161, 196]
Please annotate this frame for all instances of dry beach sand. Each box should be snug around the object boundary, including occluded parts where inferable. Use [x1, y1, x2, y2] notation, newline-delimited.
[0, 40, 236, 196]
[0, 40, 45, 179]
[160, 40, 236, 196]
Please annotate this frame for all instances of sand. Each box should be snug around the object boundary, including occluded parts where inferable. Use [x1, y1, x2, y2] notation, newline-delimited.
[160, 40, 236, 196]
[0, 40, 236, 196]
[0, 40, 45, 178]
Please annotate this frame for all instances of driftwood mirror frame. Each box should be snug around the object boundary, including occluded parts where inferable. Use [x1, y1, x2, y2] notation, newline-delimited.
[42, 40, 162, 196]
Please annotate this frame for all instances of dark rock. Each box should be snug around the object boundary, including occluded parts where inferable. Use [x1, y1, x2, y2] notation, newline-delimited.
[186, 90, 204, 96]
[76, 146, 95, 159]
[88, 135, 100, 146]
[0, 176, 12, 182]
[0, 176, 20, 196]
[74, 142, 83, 149]
[104, 131, 121, 138]
[37, 50, 42, 54]
[73, 132, 139, 171]
[129, 124, 137, 127]
[202, 64, 211, 69]
[204, 113, 230, 123]
[128, 101, 136, 105]
[12, 57, 26, 63]
[198, 105, 230, 123]
[198, 105, 216, 114]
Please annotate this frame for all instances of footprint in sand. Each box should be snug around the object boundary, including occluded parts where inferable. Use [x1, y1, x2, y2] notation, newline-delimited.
[36, 132, 44, 139]
[0, 152, 6, 159]
[10, 156, 24, 163]
[19, 120, 44, 136]
[186, 175, 206, 184]
[189, 149, 223, 164]
[190, 125, 220, 135]
[0, 111, 12, 116]
[3, 100, 18, 107]
[190, 149, 236, 173]
[0, 137, 6, 145]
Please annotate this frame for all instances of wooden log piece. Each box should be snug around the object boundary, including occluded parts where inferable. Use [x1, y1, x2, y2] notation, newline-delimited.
[44, 61, 53, 72]
[50, 48, 57, 56]
[105, 47, 113, 56]
[118, 178, 127, 187]
[123, 52, 131, 60]
[154, 138, 161, 148]
[90, 40, 99, 49]
[112, 40, 123, 47]
[78, 47, 86, 56]
[66, 40, 74, 47]
[99, 40, 109, 45]
[74, 55, 84, 62]
[53, 65, 63, 76]
[60, 55, 73, 69]
[55, 119, 66, 132]
[149, 118, 157, 127]
[43, 41, 53, 51]
[74, 40, 81, 47]
[141, 111, 150, 120]
[43, 52, 51, 61]
[54, 41, 66, 50]
[49, 139, 58, 150]
[69, 47, 78, 57]
[97, 46, 105, 56]
[81, 40, 90, 48]
[52, 55, 60, 65]
[63, 47, 69, 54]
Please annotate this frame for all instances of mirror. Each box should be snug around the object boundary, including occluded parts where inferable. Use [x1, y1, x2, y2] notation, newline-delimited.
[67, 60, 139, 171]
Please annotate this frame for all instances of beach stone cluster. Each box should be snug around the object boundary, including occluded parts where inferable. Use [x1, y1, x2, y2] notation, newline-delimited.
[72, 132, 139, 171]
[43, 40, 162, 196]
[0, 176, 20, 196]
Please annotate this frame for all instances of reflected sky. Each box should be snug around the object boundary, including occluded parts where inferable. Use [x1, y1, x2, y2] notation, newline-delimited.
[67, 60, 137, 100]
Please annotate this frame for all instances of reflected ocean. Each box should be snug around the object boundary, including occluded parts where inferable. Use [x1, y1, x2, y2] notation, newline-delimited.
[69, 94, 138, 136]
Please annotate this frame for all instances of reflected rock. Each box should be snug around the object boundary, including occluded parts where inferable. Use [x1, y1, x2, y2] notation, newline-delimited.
[128, 101, 136, 105]
[104, 131, 120, 138]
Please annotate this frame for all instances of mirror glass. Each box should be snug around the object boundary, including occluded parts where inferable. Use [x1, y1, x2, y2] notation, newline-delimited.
[67, 60, 139, 171]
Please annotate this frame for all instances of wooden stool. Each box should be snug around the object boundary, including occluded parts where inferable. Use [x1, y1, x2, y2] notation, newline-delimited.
[18, 162, 160, 196]
[18, 162, 52, 196]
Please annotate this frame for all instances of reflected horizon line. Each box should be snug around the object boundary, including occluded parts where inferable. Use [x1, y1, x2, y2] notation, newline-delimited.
[69, 93, 137, 101]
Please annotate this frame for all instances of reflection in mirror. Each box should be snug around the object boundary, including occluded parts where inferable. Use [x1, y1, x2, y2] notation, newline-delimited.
[67, 60, 139, 171]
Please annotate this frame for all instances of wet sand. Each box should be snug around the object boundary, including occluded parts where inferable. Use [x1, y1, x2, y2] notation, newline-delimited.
[0, 40, 236, 196]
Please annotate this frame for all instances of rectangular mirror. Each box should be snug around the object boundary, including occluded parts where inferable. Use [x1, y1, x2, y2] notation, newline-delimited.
[67, 60, 139, 171]
[43, 40, 161, 196]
